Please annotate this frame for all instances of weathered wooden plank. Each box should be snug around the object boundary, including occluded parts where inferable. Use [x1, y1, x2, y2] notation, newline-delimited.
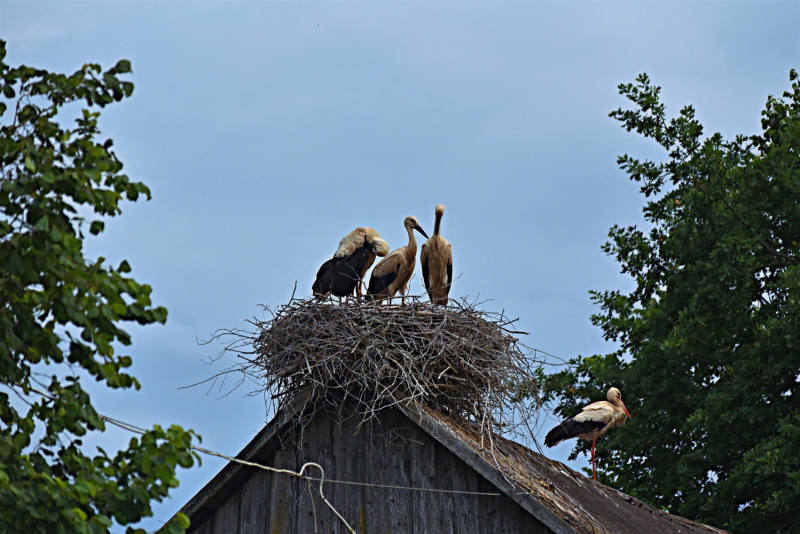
[210, 491, 239, 534]
[518, 497, 552, 534]
[296, 410, 333, 534]
[473, 474, 513, 532]
[431, 428, 465, 534]
[313, 398, 368, 534]
[296, 400, 550, 534]
[268, 450, 297, 533]
[407, 417, 437, 534]
[238, 469, 271, 534]
[320, 407, 349, 534]
[261, 399, 368, 534]
[364, 408, 413, 533]
[312, 398, 371, 534]
[178, 389, 313, 525]
[397, 403, 577, 534]
[473, 472, 549, 533]
[340, 402, 370, 534]
[191, 519, 213, 534]
[293, 478, 320, 533]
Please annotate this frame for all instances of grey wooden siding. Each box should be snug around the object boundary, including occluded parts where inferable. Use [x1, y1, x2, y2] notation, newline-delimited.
[189, 403, 552, 534]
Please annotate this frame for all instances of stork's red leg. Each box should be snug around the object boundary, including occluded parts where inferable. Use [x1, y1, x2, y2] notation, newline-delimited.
[592, 439, 596, 481]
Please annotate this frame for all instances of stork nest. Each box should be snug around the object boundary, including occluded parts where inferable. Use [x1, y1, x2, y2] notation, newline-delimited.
[204, 294, 544, 442]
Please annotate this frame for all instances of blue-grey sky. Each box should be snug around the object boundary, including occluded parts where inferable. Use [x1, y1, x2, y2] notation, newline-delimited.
[2, 0, 798, 530]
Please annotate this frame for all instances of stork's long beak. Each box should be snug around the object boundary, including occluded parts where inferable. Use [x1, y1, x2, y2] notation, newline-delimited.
[414, 224, 429, 239]
[621, 399, 631, 419]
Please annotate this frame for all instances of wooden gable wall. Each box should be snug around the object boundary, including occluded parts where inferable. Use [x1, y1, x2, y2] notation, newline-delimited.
[187, 403, 552, 534]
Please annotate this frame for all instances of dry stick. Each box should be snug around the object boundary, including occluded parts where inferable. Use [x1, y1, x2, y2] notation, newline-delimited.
[240, 296, 542, 449]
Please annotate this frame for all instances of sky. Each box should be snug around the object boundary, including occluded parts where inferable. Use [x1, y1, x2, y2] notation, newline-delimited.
[1, 0, 798, 530]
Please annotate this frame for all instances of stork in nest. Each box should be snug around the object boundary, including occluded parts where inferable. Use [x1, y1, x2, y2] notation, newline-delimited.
[313, 227, 389, 299]
[420, 204, 453, 305]
[368, 216, 428, 304]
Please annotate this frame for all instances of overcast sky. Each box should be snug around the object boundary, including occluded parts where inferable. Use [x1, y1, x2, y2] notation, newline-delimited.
[1, 0, 798, 530]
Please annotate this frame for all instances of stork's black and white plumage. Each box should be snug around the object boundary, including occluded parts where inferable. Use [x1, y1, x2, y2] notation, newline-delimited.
[420, 204, 453, 305]
[367, 216, 428, 304]
[313, 227, 390, 299]
[545, 387, 631, 480]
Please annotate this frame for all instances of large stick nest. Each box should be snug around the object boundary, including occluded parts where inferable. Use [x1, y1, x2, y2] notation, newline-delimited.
[209, 295, 543, 441]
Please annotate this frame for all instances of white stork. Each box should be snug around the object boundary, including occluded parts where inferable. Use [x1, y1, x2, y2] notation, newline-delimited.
[367, 216, 428, 304]
[313, 227, 390, 299]
[420, 204, 453, 305]
[544, 387, 631, 480]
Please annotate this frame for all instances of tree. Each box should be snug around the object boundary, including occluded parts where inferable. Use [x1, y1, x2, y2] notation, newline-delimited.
[543, 71, 800, 534]
[0, 40, 198, 533]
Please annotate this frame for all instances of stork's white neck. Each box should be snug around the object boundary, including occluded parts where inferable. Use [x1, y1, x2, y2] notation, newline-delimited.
[406, 225, 417, 251]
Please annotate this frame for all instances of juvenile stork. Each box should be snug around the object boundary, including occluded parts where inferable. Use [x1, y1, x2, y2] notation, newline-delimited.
[312, 227, 390, 299]
[420, 204, 453, 305]
[367, 216, 428, 304]
[544, 387, 631, 481]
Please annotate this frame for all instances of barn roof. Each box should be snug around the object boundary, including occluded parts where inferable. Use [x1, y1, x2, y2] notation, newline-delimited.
[173, 392, 728, 534]
[401, 402, 727, 534]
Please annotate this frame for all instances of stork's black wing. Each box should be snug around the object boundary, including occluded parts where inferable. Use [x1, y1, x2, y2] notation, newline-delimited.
[544, 417, 606, 447]
[313, 257, 336, 295]
[368, 261, 400, 296]
[328, 242, 373, 296]
[421, 247, 431, 294]
[445, 259, 453, 296]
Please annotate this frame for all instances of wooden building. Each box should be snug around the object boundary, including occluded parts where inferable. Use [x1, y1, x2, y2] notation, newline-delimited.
[171, 394, 728, 534]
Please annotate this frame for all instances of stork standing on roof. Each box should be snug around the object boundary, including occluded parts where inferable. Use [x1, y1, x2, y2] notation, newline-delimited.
[313, 227, 390, 299]
[544, 387, 631, 481]
[420, 204, 453, 306]
[368, 216, 428, 304]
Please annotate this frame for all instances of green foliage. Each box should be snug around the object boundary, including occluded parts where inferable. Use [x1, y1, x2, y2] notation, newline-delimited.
[543, 72, 800, 533]
[0, 40, 198, 533]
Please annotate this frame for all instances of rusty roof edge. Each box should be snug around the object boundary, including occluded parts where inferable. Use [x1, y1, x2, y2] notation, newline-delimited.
[159, 389, 314, 531]
[395, 401, 580, 534]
